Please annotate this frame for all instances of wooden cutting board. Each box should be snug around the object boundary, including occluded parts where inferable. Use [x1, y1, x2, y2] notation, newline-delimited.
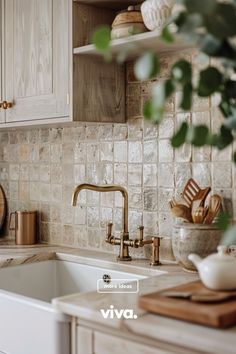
[0, 185, 6, 229]
[139, 281, 236, 328]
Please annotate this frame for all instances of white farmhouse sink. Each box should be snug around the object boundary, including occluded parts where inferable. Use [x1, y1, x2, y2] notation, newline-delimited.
[0, 260, 145, 301]
[0, 259, 163, 354]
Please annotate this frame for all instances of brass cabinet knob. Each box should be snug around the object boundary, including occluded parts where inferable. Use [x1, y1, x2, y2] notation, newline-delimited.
[0, 101, 13, 109]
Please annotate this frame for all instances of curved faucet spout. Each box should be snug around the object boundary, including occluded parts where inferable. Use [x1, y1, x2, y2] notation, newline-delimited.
[71, 183, 129, 234]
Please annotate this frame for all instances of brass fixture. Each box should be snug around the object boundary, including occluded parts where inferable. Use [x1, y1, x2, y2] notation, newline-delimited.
[9, 210, 37, 245]
[0, 101, 13, 110]
[72, 184, 162, 265]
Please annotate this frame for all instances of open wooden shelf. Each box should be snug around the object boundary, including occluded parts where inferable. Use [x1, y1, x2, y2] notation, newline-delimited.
[73, 30, 193, 60]
[73, 0, 143, 10]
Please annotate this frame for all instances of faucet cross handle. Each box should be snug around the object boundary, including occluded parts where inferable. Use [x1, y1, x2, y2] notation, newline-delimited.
[138, 225, 144, 242]
[106, 222, 113, 241]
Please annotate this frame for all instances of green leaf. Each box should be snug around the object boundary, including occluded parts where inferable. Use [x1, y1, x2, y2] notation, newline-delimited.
[221, 225, 236, 246]
[216, 212, 231, 231]
[198, 67, 222, 96]
[171, 60, 192, 84]
[161, 26, 175, 43]
[225, 80, 236, 98]
[201, 34, 222, 56]
[223, 116, 236, 130]
[165, 79, 176, 98]
[205, 3, 236, 39]
[179, 13, 203, 34]
[184, 0, 216, 15]
[188, 125, 210, 147]
[234, 151, 236, 163]
[143, 99, 164, 123]
[171, 122, 188, 148]
[134, 53, 160, 81]
[92, 26, 111, 52]
[220, 98, 232, 117]
[180, 83, 193, 110]
[215, 125, 234, 150]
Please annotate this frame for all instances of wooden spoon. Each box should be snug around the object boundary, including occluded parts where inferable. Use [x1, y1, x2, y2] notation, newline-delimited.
[192, 206, 209, 224]
[169, 202, 193, 223]
[204, 194, 222, 224]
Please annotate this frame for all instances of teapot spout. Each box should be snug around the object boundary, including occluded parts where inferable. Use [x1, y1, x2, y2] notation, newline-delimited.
[188, 254, 202, 270]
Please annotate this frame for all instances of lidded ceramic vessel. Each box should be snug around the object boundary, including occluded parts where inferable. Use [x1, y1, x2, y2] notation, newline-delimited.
[189, 246, 236, 290]
[141, 0, 176, 31]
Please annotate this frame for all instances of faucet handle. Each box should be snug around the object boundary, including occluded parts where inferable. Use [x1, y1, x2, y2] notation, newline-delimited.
[137, 225, 144, 241]
[106, 222, 113, 239]
[150, 237, 161, 266]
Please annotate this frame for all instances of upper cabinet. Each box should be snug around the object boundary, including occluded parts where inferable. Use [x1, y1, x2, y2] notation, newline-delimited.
[0, 0, 191, 128]
[4, 0, 70, 125]
[0, 1, 4, 124]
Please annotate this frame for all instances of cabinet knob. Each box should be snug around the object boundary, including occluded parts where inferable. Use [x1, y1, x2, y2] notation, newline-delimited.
[0, 101, 13, 110]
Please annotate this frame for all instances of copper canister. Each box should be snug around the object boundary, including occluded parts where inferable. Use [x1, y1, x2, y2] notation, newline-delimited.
[9, 211, 37, 245]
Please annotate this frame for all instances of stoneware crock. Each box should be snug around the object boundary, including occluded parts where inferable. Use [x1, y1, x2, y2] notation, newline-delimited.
[172, 223, 222, 272]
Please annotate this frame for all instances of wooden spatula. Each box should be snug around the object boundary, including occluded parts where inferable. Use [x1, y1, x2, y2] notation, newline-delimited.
[182, 178, 211, 208]
[204, 194, 222, 224]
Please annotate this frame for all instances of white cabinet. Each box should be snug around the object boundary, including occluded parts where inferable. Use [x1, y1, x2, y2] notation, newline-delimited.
[76, 326, 159, 354]
[75, 324, 208, 354]
[0, 0, 126, 127]
[94, 331, 160, 354]
[4, 0, 69, 124]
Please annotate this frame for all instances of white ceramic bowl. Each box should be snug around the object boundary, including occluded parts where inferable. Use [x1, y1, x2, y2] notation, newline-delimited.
[141, 0, 176, 31]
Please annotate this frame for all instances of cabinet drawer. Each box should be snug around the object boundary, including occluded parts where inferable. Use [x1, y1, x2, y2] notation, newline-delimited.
[94, 331, 166, 354]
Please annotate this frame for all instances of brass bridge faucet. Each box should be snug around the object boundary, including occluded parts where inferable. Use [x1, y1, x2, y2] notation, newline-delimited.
[72, 184, 161, 265]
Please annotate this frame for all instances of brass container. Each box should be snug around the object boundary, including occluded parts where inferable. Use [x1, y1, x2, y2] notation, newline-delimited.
[9, 211, 37, 245]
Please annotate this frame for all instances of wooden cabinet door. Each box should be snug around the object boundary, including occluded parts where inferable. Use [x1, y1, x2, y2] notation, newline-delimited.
[5, 0, 70, 124]
[76, 326, 93, 354]
[0, 0, 5, 124]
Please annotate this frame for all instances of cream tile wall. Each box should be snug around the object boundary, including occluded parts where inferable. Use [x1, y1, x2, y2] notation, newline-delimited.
[0, 50, 234, 259]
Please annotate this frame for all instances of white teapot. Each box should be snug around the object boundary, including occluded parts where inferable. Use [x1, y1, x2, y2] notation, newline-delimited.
[188, 246, 236, 291]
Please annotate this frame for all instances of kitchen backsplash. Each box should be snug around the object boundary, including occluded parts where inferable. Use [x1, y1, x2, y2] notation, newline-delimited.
[0, 50, 234, 259]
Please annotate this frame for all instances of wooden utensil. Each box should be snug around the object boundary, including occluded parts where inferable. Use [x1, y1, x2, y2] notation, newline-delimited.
[204, 194, 222, 224]
[169, 199, 193, 223]
[182, 178, 211, 208]
[139, 280, 236, 328]
[192, 206, 209, 224]
[0, 185, 6, 229]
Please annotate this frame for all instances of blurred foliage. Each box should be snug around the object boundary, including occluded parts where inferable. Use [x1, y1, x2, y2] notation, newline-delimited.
[93, 0, 236, 244]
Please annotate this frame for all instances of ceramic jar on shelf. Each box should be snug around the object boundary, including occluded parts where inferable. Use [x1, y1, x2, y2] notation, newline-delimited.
[141, 0, 176, 31]
[111, 6, 147, 39]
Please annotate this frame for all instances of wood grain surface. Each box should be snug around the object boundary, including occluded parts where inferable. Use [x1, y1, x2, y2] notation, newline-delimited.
[139, 280, 236, 328]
